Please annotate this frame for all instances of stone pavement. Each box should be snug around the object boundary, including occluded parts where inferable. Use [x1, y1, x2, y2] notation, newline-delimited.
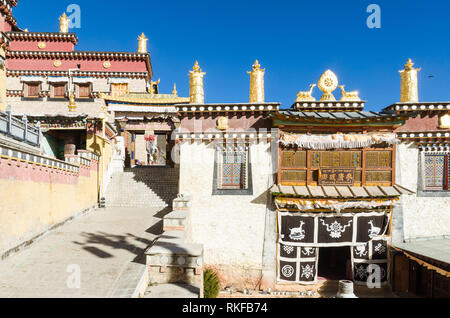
[0, 206, 169, 298]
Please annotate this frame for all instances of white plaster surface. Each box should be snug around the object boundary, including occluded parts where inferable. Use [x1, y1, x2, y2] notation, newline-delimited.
[394, 142, 450, 242]
[179, 141, 274, 277]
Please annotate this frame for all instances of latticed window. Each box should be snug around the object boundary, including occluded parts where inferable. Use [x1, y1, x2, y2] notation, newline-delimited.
[217, 148, 248, 190]
[111, 83, 129, 97]
[423, 153, 449, 191]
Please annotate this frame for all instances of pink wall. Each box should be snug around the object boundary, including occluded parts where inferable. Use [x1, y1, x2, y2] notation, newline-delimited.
[7, 56, 149, 73]
[10, 40, 75, 52]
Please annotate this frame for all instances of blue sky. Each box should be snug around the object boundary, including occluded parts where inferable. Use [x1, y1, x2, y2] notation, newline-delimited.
[13, 0, 450, 111]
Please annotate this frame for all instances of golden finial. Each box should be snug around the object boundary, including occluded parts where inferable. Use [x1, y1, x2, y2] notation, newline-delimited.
[137, 33, 148, 53]
[400, 58, 421, 103]
[189, 61, 206, 104]
[318, 70, 339, 101]
[68, 91, 76, 112]
[24, 28, 29, 32]
[172, 83, 178, 95]
[248, 60, 265, 103]
[59, 13, 69, 33]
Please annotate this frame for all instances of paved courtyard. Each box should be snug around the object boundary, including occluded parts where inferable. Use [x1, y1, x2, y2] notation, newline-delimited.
[0, 207, 168, 298]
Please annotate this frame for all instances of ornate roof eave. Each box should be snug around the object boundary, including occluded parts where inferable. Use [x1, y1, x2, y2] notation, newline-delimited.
[271, 110, 413, 127]
[6, 50, 151, 60]
[6, 31, 79, 45]
[398, 131, 450, 142]
[100, 93, 189, 105]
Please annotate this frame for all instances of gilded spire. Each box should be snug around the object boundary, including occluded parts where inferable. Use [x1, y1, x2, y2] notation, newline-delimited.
[172, 83, 178, 96]
[137, 33, 148, 54]
[248, 60, 265, 103]
[400, 58, 420, 103]
[59, 13, 69, 33]
[189, 61, 206, 104]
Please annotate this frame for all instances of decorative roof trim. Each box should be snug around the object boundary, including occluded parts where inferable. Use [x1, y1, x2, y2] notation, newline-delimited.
[292, 100, 366, 111]
[177, 103, 280, 113]
[399, 131, 450, 140]
[7, 50, 150, 60]
[6, 31, 79, 45]
[7, 70, 149, 79]
[384, 102, 450, 113]
[174, 131, 274, 142]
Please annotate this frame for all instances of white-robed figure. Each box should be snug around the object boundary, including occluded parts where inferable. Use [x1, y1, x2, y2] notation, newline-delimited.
[146, 135, 159, 165]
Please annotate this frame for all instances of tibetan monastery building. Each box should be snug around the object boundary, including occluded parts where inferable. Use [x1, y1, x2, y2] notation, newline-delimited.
[4, 11, 152, 164]
[269, 70, 414, 287]
[383, 59, 450, 298]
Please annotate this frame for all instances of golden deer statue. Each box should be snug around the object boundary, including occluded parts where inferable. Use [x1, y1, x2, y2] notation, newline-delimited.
[296, 84, 317, 102]
[338, 85, 361, 102]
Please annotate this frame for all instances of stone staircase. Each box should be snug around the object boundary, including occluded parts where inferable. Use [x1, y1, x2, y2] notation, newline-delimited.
[105, 167, 179, 208]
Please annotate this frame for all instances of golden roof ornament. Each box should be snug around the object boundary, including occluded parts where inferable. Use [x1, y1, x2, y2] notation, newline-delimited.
[59, 13, 69, 33]
[296, 84, 316, 102]
[400, 58, 420, 103]
[248, 60, 265, 103]
[318, 70, 339, 101]
[137, 33, 148, 54]
[189, 61, 206, 104]
[68, 91, 76, 112]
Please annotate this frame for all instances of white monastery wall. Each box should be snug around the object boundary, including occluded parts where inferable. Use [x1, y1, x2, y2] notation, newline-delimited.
[179, 140, 275, 287]
[394, 142, 450, 242]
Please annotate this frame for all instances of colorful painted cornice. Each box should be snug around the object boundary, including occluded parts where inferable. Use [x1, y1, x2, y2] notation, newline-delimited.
[7, 70, 149, 79]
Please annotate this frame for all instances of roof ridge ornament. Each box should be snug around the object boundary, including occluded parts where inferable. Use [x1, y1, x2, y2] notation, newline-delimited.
[59, 13, 69, 33]
[338, 85, 361, 102]
[399, 58, 420, 103]
[137, 33, 148, 53]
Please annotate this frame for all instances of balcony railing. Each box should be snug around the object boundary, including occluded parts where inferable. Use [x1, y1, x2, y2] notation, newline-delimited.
[0, 107, 41, 147]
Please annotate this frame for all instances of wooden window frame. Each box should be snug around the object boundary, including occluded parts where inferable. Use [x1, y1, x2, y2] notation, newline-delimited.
[24, 82, 41, 98]
[51, 83, 67, 99]
[76, 83, 92, 99]
[111, 83, 129, 97]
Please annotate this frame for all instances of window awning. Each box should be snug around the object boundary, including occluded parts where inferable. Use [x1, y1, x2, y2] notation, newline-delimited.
[73, 77, 94, 84]
[48, 77, 69, 83]
[109, 78, 131, 84]
[20, 76, 45, 83]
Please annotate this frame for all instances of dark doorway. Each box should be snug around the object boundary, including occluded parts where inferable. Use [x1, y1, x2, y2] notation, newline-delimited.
[318, 247, 351, 280]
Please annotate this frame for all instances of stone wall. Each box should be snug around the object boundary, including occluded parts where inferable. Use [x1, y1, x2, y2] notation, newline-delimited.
[178, 140, 275, 289]
[0, 141, 102, 258]
[393, 142, 450, 242]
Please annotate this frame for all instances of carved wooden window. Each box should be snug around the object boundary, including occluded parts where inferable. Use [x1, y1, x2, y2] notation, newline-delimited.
[77, 84, 91, 98]
[52, 83, 66, 98]
[310, 151, 363, 184]
[422, 153, 449, 191]
[25, 83, 40, 98]
[280, 150, 307, 185]
[111, 83, 129, 97]
[365, 150, 393, 185]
